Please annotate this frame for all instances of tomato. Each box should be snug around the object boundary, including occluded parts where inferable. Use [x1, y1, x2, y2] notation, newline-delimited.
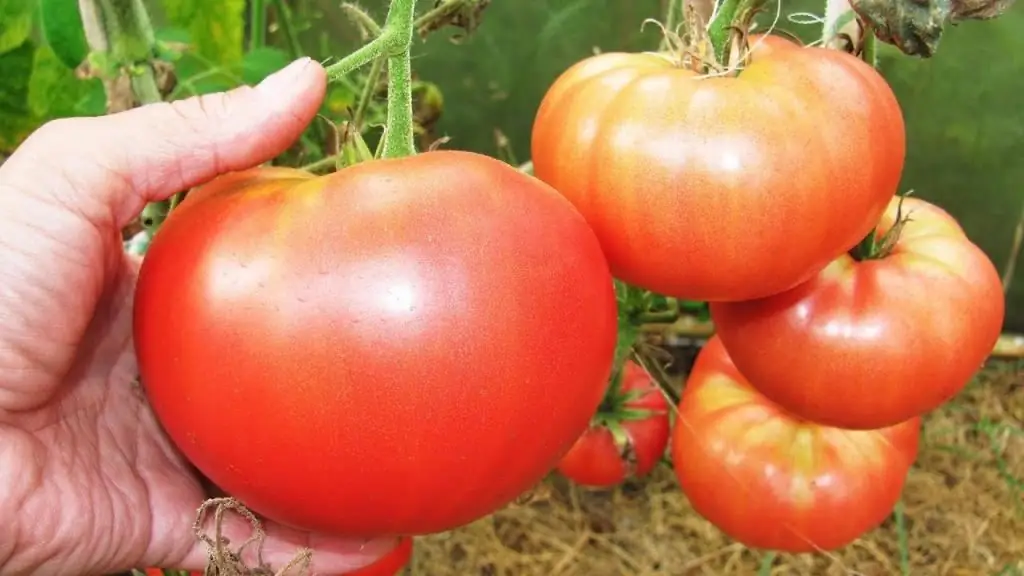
[556, 360, 670, 487]
[133, 150, 618, 537]
[340, 537, 413, 575]
[709, 196, 1004, 429]
[530, 34, 905, 302]
[671, 336, 921, 553]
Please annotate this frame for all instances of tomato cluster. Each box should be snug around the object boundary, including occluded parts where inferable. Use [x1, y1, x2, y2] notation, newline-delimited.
[132, 27, 1003, 565]
[534, 34, 1004, 552]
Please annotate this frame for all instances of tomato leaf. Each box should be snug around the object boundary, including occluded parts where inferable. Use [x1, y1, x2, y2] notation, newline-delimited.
[239, 46, 290, 85]
[28, 44, 106, 119]
[38, 0, 89, 69]
[161, 0, 245, 66]
[0, 40, 40, 153]
[0, 0, 34, 56]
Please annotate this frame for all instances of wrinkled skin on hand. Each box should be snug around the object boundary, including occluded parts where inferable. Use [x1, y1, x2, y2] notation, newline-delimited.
[0, 58, 398, 576]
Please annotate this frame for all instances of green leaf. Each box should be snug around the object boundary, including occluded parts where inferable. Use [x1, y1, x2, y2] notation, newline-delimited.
[0, 0, 34, 55]
[39, 0, 88, 69]
[28, 44, 105, 119]
[0, 40, 40, 152]
[239, 46, 289, 85]
[162, 0, 245, 66]
[168, 52, 240, 99]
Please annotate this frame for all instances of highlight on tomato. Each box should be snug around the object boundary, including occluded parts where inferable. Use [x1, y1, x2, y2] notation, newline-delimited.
[133, 150, 619, 538]
[556, 359, 670, 488]
[671, 336, 921, 553]
[710, 195, 1005, 430]
[530, 34, 905, 302]
[340, 537, 414, 576]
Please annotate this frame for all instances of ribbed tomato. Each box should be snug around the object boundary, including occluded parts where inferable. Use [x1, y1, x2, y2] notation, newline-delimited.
[671, 336, 921, 553]
[341, 537, 413, 575]
[556, 360, 670, 487]
[710, 196, 1005, 429]
[530, 35, 905, 302]
[133, 150, 618, 537]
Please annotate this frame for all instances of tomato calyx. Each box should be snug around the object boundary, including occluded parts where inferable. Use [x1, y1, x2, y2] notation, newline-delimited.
[652, 0, 771, 75]
[851, 192, 914, 261]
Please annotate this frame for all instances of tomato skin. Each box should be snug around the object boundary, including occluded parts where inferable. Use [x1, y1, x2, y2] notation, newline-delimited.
[709, 196, 1005, 430]
[671, 336, 921, 553]
[340, 537, 413, 575]
[530, 35, 905, 302]
[556, 360, 670, 487]
[133, 150, 618, 537]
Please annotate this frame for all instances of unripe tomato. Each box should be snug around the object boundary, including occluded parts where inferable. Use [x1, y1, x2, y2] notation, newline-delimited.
[710, 196, 1004, 429]
[556, 360, 670, 487]
[671, 336, 921, 553]
[133, 150, 618, 537]
[531, 35, 905, 302]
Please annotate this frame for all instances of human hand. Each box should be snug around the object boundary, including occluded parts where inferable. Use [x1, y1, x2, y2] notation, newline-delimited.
[0, 57, 398, 576]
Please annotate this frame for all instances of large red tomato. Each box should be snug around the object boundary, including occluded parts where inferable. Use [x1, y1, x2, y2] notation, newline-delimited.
[671, 336, 921, 553]
[133, 150, 618, 537]
[530, 35, 905, 302]
[556, 360, 670, 487]
[341, 537, 413, 575]
[710, 196, 1004, 430]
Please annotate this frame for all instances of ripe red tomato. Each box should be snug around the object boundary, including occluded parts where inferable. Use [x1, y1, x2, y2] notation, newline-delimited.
[341, 537, 413, 575]
[710, 196, 1005, 429]
[556, 360, 670, 487]
[530, 34, 905, 302]
[133, 150, 618, 537]
[671, 336, 921, 553]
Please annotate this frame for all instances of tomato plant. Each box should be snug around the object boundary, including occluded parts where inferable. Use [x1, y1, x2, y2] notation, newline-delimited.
[341, 537, 414, 575]
[133, 150, 618, 537]
[556, 359, 670, 487]
[671, 336, 921, 553]
[530, 34, 905, 302]
[709, 196, 1005, 429]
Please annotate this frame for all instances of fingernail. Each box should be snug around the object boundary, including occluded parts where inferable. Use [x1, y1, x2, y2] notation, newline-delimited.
[256, 57, 314, 93]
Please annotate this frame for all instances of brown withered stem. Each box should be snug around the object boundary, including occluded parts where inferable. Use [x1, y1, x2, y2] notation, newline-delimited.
[850, 0, 1018, 58]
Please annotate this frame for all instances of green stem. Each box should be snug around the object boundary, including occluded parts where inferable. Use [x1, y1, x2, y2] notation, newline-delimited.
[270, 0, 304, 58]
[342, 3, 384, 36]
[707, 0, 741, 65]
[249, 0, 266, 51]
[380, 0, 417, 159]
[324, 35, 390, 83]
[354, 56, 386, 129]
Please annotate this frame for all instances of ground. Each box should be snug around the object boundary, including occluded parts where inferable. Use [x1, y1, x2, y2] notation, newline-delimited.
[407, 360, 1024, 576]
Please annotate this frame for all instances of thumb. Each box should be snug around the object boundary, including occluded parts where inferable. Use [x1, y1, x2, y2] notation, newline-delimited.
[2, 56, 326, 231]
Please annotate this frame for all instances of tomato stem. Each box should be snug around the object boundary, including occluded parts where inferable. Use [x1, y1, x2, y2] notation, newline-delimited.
[249, 0, 267, 51]
[380, 0, 417, 159]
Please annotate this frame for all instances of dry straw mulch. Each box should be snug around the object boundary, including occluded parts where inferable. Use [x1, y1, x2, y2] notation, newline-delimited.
[406, 361, 1024, 576]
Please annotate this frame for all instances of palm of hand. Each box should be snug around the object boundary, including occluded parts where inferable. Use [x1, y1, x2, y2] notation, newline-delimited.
[0, 186, 208, 574]
[0, 59, 396, 576]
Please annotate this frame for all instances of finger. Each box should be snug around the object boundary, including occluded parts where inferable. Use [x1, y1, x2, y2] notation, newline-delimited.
[176, 510, 401, 575]
[1, 56, 326, 231]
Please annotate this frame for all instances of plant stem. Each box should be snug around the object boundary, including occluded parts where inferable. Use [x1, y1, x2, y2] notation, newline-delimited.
[822, 0, 859, 49]
[380, 0, 418, 159]
[354, 56, 386, 129]
[342, 3, 385, 36]
[249, 0, 266, 51]
[324, 35, 391, 83]
[270, 0, 304, 58]
[707, 0, 740, 62]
